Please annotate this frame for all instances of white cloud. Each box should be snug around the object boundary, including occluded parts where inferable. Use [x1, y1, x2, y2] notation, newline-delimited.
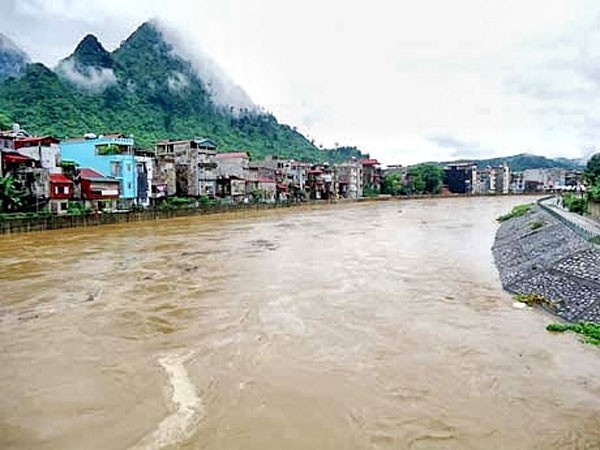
[3, 0, 600, 163]
[166, 71, 190, 93]
[56, 58, 117, 93]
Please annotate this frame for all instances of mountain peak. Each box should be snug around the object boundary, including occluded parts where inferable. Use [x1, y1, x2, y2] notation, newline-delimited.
[0, 32, 30, 80]
[69, 34, 113, 69]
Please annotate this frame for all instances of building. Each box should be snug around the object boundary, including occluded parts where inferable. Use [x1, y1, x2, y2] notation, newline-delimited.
[154, 139, 218, 197]
[78, 168, 120, 211]
[443, 163, 477, 194]
[60, 134, 137, 208]
[307, 164, 336, 200]
[495, 164, 510, 194]
[335, 160, 363, 199]
[49, 173, 74, 214]
[1, 151, 49, 211]
[216, 152, 249, 201]
[134, 155, 154, 207]
[361, 158, 382, 193]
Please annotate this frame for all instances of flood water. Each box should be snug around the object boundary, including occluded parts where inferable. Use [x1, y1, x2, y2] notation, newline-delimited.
[1, 197, 599, 450]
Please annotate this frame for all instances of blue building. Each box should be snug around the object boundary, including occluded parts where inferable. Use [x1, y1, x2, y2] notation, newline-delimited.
[60, 134, 137, 207]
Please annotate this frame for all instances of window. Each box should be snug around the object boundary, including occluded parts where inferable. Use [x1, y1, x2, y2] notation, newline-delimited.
[126, 163, 132, 172]
[64, 186, 70, 194]
[60, 202, 68, 212]
[127, 182, 132, 190]
[110, 161, 122, 177]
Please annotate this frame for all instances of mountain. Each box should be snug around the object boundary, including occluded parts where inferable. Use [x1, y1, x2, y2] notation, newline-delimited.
[436, 153, 585, 171]
[0, 33, 30, 80]
[0, 22, 366, 162]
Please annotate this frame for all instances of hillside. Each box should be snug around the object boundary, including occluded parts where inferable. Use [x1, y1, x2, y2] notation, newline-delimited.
[0, 32, 30, 81]
[0, 22, 365, 163]
[436, 154, 584, 171]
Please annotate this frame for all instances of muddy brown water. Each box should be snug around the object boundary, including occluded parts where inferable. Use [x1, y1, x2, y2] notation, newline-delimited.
[0, 197, 599, 450]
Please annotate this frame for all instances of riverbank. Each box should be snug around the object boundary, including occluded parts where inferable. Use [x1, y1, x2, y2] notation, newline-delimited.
[492, 201, 600, 323]
[0, 192, 545, 235]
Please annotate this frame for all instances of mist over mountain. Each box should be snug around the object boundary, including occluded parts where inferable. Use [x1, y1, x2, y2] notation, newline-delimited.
[0, 32, 31, 80]
[0, 22, 365, 162]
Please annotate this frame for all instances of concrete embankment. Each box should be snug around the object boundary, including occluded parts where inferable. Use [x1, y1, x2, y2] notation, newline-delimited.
[493, 204, 600, 323]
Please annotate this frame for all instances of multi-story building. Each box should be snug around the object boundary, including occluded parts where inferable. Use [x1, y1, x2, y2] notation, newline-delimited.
[60, 134, 137, 207]
[444, 163, 477, 194]
[216, 152, 249, 201]
[361, 158, 382, 193]
[335, 160, 363, 199]
[154, 139, 218, 197]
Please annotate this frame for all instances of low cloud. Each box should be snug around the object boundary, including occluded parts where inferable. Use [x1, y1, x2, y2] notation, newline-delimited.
[167, 71, 189, 92]
[56, 58, 116, 93]
[155, 20, 258, 115]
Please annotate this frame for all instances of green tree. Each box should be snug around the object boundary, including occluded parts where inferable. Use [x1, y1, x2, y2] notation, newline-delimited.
[407, 164, 443, 194]
[382, 173, 404, 195]
[0, 110, 11, 129]
[0, 175, 24, 212]
[585, 153, 600, 202]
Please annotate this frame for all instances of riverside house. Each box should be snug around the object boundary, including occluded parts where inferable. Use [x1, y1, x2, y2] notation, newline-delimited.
[215, 152, 249, 201]
[78, 168, 120, 211]
[154, 139, 218, 197]
[49, 173, 74, 214]
[60, 134, 137, 208]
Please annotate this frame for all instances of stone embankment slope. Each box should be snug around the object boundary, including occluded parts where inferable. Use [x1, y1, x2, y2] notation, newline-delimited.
[493, 204, 600, 323]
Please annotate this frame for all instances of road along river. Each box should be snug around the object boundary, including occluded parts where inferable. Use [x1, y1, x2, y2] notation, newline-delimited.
[0, 197, 599, 450]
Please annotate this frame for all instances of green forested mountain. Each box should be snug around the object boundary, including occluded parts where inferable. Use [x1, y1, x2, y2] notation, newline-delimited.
[436, 153, 584, 171]
[0, 22, 365, 162]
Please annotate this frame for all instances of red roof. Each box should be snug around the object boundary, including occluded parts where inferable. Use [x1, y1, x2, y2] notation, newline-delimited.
[258, 177, 276, 183]
[80, 168, 105, 178]
[50, 174, 73, 184]
[14, 136, 59, 149]
[276, 183, 288, 190]
[216, 152, 248, 159]
[3, 153, 33, 163]
[361, 158, 380, 166]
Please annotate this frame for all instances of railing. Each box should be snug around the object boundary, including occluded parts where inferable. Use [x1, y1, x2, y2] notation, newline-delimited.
[537, 195, 600, 243]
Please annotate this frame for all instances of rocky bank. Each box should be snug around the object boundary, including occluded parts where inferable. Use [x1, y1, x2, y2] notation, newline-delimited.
[492, 204, 600, 323]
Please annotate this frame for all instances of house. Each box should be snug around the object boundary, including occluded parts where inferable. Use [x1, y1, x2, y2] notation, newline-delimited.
[307, 164, 336, 200]
[216, 152, 249, 201]
[78, 168, 120, 211]
[335, 160, 363, 199]
[1, 151, 49, 211]
[59, 134, 137, 208]
[443, 163, 477, 194]
[154, 139, 218, 197]
[361, 158, 382, 193]
[49, 173, 74, 214]
[134, 155, 154, 207]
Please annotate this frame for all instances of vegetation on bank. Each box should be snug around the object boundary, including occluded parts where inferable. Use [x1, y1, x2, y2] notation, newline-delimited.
[497, 203, 532, 222]
[381, 164, 443, 196]
[547, 322, 600, 346]
[529, 219, 545, 230]
[562, 193, 588, 215]
[514, 293, 551, 307]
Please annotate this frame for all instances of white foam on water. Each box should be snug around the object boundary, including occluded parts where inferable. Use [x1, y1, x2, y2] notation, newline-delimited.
[129, 350, 204, 450]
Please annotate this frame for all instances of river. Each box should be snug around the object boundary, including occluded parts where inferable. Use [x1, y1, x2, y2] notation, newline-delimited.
[0, 197, 599, 450]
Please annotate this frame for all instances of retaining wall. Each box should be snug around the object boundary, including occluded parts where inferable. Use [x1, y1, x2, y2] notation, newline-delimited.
[493, 204, 600, 323]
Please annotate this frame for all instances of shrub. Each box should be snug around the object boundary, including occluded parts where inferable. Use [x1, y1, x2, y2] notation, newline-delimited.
[563, 194, 588, 215]
[497, 203, 532, 222]
[529, 220, 545, 230]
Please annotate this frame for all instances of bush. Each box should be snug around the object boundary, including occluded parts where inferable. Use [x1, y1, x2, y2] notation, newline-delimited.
[563, 194, 588, 215]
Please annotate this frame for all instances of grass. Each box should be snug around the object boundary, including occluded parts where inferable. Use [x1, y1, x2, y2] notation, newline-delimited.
[529, 220, 545, 230]
[497, 203, 533, 222]
[547, 322, 600, 346]
[589, 235, 600, 245]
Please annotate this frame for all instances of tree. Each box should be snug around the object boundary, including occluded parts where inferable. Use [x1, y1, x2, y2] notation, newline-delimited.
[407, 164, 443, 194]
[0, 110, 11, 130]
[585, 153, 600, 202]
[382, 173, 404, 195]
[0, 175, 24, 212]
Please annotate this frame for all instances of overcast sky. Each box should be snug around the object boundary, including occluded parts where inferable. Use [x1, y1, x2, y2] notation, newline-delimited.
[2, 0, 600, 164]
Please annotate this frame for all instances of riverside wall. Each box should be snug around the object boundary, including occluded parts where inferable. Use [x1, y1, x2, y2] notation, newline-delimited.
[493, 204, 600, 323]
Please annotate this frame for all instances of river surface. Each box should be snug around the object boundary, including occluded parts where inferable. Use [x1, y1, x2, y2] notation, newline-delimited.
[1, 197, 599, 450]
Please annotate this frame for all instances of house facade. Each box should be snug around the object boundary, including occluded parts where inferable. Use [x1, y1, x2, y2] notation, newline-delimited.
[155, 139, 218, 197]
[59, 134, 137, 207]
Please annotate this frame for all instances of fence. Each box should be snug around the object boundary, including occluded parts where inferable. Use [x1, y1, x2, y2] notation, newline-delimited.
[537, 196, 600, 242]
[0, 202, 312, 235]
